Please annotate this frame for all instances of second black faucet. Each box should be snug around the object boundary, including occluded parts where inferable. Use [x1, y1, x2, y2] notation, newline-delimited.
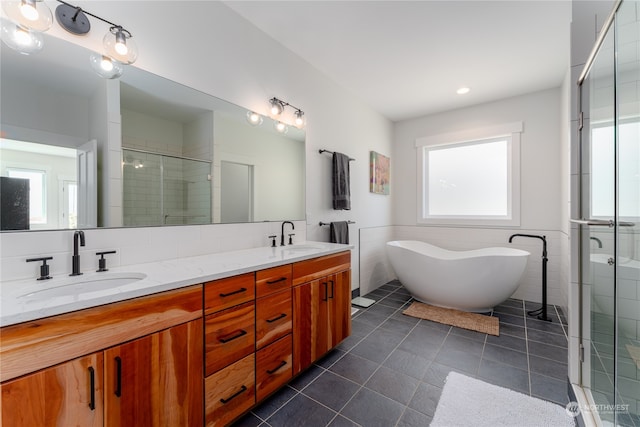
[280, 221, 294, 246]
[70, 230, 85, 276]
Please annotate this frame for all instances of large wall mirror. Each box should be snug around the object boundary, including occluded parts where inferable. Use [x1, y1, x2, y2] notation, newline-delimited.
[0, 34, 305, 231]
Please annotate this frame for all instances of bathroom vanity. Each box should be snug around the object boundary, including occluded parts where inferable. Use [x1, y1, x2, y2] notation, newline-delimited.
[0, 244, 351, 426]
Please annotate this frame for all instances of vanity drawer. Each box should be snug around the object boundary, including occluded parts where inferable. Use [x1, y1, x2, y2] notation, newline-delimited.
[256, 264, 292, 298]
[205, 353, 255, 427]
[204, 273, 255, 315]
[256, 335, 293, 402]
[256, 289, 292, 349]
[292, 251, 350, 286]
[205, 302, 255, 376]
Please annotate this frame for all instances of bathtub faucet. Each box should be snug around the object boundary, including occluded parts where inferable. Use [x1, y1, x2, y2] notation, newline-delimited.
[508, 234, 550, 322]
[508, 234, 547, 258]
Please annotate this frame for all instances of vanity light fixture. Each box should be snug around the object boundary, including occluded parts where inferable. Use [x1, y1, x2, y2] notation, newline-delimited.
[268, 97, 306, 128]
[246, 111, 264, 126]
[103, 25, 138, 64]
[274, 121, 289, 134]
[293, 109, 305, 128]
[0, 19, 44, 55]
[1, 0, 53, 32]
[89, 52, 123, 79]
[270, 98, 286, 116]
[1, 0, 138, 78]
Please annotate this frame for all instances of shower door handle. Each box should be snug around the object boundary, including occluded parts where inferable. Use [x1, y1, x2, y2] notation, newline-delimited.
[570, 219, 614, 227]
[570, 219, 635, 227]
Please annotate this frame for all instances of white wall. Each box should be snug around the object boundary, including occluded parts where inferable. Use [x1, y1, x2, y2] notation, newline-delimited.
[1, 1, 394, 289]
[214, 115, 305, 222]
[375, 89, 565, 304]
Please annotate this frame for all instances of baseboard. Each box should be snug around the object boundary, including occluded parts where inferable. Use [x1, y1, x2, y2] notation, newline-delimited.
[351, 288, 360, 299]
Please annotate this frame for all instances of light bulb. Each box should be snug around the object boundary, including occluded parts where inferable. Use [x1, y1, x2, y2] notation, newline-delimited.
[246, 111, 263, 126]
[19, 0, 38, 21]
[101, 57, 114, 72]
[294, 110, 305, 127]
[103, 26, 137, 64]
[89, 53, 124, 79]
[274, 121, 288, 134]
[270, 98, 284, 116]
[114, 30, 128, 55]
[1, 19, 43, 54]
[1, 0, 52, 32]
[14, 26, 31, 45]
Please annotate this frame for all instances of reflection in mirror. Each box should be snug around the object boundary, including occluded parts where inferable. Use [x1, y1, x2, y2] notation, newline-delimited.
[0, 33, 305, 231]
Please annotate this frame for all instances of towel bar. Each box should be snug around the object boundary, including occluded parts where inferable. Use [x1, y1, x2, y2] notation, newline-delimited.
[319, 149, 355, 161]
[319, 221, 355, 226]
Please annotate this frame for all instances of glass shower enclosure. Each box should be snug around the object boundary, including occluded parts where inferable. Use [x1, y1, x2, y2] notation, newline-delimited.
[576, 1, 639, 425]
[122, 149, 211, 226]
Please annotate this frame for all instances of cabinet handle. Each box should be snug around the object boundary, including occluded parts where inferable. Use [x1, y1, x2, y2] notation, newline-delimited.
[219, 287, 247, 298]
[328, 280, 335, 299]
[114, 356, 122, 398]
[266, 360, 287, 375]
[322, 282, 328, 301]
[88, 366, 96, 410]
[218, 329, 248, 343]
[266, 277, 287, 285]
[266, 313, 287, 323]
[220, 385, 248, 404]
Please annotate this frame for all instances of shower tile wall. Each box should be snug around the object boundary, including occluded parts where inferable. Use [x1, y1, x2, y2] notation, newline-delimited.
[590, 229, 640, 417]
[123, 151, 162, 226]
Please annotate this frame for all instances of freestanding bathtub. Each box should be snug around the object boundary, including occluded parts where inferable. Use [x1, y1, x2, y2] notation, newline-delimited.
[386, 240, 530, 312]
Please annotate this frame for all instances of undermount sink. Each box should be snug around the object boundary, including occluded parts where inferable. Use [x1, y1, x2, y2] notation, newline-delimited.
[19, 272, 147, 300]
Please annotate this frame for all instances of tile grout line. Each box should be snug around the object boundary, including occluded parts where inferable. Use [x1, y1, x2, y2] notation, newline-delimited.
[523, 299, 533, 396]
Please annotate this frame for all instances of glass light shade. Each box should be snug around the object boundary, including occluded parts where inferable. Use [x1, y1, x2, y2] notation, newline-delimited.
[294, 110, 305, 128]
[1, 19, 43, 54]
[270, 98, 284, 116]
[89, 53, 124, 79]
[246, 111, 263, 126]
[103, 27, 138, 64]
[274, 121, 289, 134]
[2, 0, 52, 32]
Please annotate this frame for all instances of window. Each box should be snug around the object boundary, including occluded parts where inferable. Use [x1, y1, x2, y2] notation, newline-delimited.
[7, 168, 47, 224]
[416, 122, 522, 226]
[591, 121, 640, 219]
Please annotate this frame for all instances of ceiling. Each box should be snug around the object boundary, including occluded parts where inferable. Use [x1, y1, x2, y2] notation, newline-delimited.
[225, 0, 572, 122]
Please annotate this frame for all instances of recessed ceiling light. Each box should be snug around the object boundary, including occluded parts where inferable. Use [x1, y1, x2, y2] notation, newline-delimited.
[456, 87, 471, 95]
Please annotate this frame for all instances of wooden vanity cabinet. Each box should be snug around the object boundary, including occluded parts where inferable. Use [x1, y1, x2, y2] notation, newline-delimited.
[292, 251, 351, 375]
[104, 319, 203, 427]
[0, 286, 203, 427]
[1, 353, 104, 427]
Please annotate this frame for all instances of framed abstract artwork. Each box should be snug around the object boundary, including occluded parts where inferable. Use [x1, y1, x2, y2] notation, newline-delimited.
[370, 151, 390, 195]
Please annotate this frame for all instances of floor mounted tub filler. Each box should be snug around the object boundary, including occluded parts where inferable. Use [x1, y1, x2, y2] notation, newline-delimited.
[386, 240, 530, 312]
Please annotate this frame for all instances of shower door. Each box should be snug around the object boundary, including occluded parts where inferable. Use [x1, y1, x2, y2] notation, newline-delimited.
[577, 1, 640, 425]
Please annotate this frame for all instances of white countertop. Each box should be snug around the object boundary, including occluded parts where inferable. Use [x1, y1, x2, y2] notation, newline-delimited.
[0, 241, 352, 327]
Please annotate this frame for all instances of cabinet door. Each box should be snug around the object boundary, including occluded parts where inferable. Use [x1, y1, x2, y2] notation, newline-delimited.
[328, 269, 352, 348]
[104, 319, 203, 427]
[293, 279, 330, 375]
[1, 353, 103, 427]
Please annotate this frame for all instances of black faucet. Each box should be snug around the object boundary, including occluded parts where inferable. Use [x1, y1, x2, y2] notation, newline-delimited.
[508, 233, 551, 322]
[590, 236, 603, 248]
[70, 230, 85, 276]
[281, 221, 294, 246]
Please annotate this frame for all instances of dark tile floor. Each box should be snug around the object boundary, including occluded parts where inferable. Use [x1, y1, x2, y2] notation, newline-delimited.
[233, 280, 570, 427]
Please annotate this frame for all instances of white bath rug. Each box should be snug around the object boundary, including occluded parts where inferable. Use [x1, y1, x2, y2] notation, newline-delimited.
[431, 372, 576, 427]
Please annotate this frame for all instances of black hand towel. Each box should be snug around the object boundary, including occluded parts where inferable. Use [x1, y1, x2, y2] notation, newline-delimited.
[332, 152, 351, 210]
[330, 221, 349, 244]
